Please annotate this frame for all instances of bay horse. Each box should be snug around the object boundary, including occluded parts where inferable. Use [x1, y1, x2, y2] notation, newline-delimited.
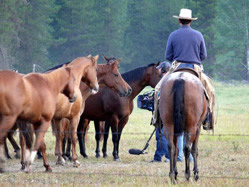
[53, 56, 132, 166]
[159, 71, 208, 182]
[19, 55, 100, 171]
[77, 62, 162, 160]
[0, 65, 77, 172]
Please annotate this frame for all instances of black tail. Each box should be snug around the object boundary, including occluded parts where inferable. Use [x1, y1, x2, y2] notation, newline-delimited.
[173, 79, 185, 135]
[18, 122, 33, 149]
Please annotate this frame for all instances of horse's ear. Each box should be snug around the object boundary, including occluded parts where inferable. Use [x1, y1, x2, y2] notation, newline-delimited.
[156, 61, 161, 66]
[87, 54, 92, 58]
[103, 54, 110, 62]
[116, 58, 122, 64]
[92, 55, 99, 65]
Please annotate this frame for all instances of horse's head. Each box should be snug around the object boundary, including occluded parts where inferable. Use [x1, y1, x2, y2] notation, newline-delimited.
[81, 55, 99, 94]
[100, 56, 132, 97]
[146, 62, 165, 88]
[62, 66, 77, 103]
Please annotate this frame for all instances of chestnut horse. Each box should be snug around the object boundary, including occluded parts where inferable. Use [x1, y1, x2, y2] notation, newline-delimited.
[0, 65, 76, 172]
[77, 62, 162, 160]
[159, 71, 208, 182]
[19, 55, 99, 172]
[53, 56, 132, 166]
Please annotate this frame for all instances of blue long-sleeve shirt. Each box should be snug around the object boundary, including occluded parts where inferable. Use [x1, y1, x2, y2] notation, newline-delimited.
[165, 25, 207, 65]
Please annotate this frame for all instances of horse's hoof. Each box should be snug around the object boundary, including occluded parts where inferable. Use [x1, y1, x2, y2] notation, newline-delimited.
[56, 157, 66, 166]
[20, 165, 25, 171]
[113, 158, 121, 161]
[95, 154, 100, 158]
[46, 167, 52, 173]
[24, 167, 31, 173]
[15, 151, 21, 159]
[194, 174, 199, 181]
[103, 153, 108, 158]
[73, 160, 80, 168]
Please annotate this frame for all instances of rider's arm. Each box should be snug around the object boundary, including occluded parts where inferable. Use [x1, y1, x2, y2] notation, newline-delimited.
[200, 34, 207, 61]
[165, 34, 174, 62]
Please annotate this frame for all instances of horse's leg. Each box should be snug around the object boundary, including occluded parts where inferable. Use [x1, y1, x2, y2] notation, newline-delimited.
[39, 140, 52, 172]
[184, 132, 192, 181]
[94, 120, 101, 158]
[102, 121, 110, 158]
[77, 117, 89, 158]
[54, 119, 66, 166]
[25, 120, 50, 172]
[65, 137, 72, 161]
[4, 137, 11, 159]
[167, 133, 176, 183]
[19, 131, 26, 170]
[191, 128, 201, 181]
[8, 129, 21, 159]
[0, 115, 17, 172]
[70, 115, 81, 167]
[116, 117, 129, 159]
[173, 136, 178, 181]
[110, 117, 120, 161]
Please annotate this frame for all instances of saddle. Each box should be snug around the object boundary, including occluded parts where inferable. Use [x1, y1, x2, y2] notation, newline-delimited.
[173, 63, 199, 77]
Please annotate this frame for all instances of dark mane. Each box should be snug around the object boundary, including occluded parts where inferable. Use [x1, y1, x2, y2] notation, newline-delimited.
[45, 61, 71, 72]
[122, 63, 156, 84]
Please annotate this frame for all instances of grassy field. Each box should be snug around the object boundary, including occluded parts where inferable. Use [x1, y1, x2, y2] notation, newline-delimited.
[1, 81, 249, 186]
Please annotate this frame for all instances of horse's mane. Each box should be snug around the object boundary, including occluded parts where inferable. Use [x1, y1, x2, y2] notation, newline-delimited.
[45, 61, 71, 72]
[122, 63, 156, 84]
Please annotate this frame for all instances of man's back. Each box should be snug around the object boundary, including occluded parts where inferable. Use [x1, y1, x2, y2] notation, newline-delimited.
[165, 25, 207, 64]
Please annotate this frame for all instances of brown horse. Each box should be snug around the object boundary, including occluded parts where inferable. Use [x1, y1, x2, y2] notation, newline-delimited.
[159, 71, 208, 182]
[19, 55, 99, 171]
[77, 62, 162, 160]
[53, 56, 132, 166]
[0, 65, 77, 172]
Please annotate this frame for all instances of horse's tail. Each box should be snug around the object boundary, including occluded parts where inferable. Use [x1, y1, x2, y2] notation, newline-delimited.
[173, 79, 185, 135]
[18, 122, 34, 149]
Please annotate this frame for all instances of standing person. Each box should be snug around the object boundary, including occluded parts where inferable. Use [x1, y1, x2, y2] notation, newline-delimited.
[151, 8, 215, 131]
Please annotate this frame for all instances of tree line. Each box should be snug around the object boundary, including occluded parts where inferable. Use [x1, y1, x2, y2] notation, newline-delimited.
[0, 0, 249, 80]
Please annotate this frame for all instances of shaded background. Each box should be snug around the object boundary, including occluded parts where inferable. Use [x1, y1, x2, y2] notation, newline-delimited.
[0, 0, 248, 80]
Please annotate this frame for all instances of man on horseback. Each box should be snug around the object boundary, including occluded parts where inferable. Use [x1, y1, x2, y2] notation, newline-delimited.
[152, 8, 215, 130]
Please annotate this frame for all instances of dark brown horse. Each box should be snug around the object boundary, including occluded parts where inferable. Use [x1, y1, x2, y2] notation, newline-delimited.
[52, 57, 131, 166]
[159, 71, 208, 182]
[0, 65, 77, 172]
[77, 62, 162, 160]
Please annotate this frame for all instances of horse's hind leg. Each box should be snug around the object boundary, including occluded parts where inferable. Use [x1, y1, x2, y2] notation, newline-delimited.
[102, 121, 110, 158]
[4, 138, 11, 159]
[54, 119, 66, 165]
[65, 137, 72, 161]
[8, 128, 21, 159]
[0, 115, 17, 172]
[191, 128, 201, 181]
[184, 134, 191, 181]
[40, 140, 52, 172]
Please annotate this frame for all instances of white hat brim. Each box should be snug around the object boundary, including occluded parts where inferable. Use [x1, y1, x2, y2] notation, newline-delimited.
[173, 15, 198, 21]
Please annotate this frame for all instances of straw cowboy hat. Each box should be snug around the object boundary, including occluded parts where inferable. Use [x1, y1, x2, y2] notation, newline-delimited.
[173, 8, 198, 21]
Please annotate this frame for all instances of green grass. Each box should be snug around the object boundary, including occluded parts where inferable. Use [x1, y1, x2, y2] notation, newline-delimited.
[1, 81, 249, 186]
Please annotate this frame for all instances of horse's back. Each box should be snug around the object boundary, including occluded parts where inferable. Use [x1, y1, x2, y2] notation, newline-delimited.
[159, 72, 206, 127]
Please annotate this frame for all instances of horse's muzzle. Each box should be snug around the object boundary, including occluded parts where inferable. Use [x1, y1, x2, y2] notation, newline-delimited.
[69, 95, 77, 103]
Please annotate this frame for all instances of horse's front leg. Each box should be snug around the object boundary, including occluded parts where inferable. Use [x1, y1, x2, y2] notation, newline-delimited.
[77, 117, 89, 158]
[94, 121, 101, 158]
[70, 115, 80, 167]
[8, 125, 20, 159]
[110, 118, 120, 161]
[116, 117, 129, 159]
[102, 121, 110, 158]
[54, 119, 66, 166]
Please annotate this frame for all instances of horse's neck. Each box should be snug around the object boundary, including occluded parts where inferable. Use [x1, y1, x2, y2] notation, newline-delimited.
[96, 64, 109, 83]
[43, 68, 69, 96]
[69, 60, 89, 87]
[128, 80, 147, 100]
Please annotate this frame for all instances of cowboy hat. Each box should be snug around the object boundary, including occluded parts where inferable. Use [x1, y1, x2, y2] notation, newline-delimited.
[173, 8, 198, 21]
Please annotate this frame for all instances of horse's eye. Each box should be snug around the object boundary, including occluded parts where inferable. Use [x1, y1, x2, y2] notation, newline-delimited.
[113, 73, 119, 77]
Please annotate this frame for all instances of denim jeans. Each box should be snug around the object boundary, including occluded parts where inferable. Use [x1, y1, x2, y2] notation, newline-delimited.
[153, 127, 193, 161]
